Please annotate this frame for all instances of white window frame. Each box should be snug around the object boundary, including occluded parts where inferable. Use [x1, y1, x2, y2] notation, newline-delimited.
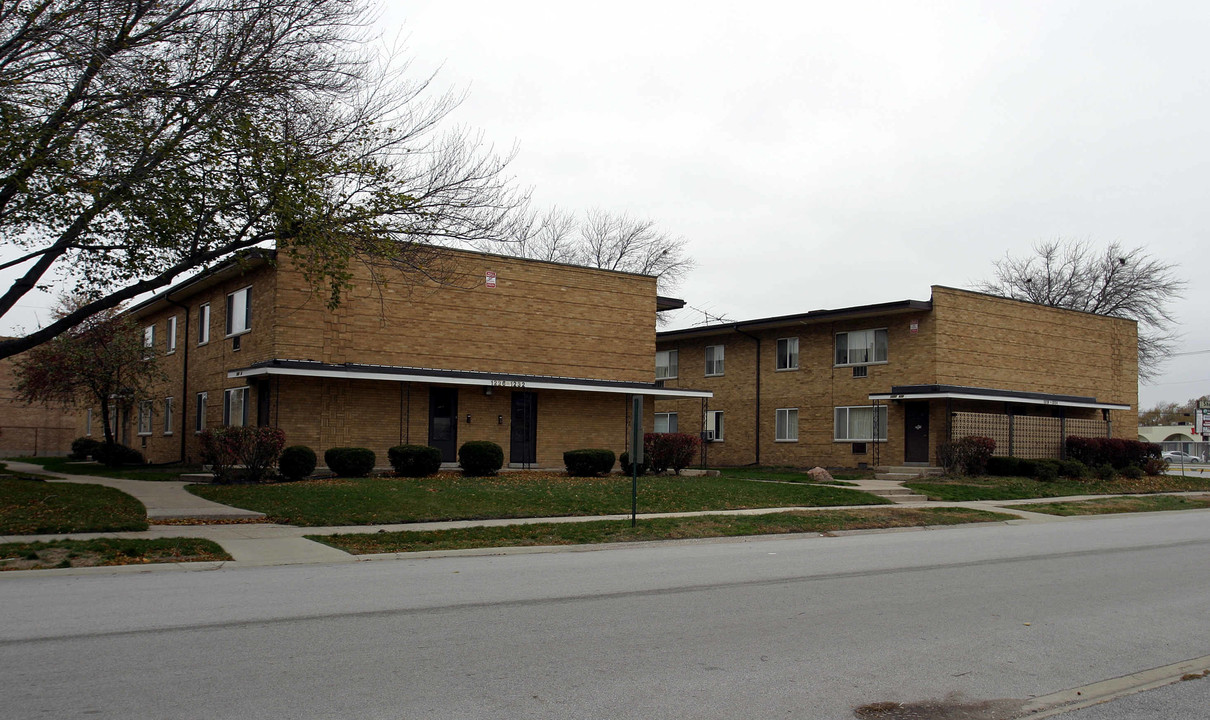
[195, 392, 208, 433]
[655, 349, 678, 380]
[166, 316, 177, 354]
[776, 337, 799, 371]
[833, 405, 889, 442]
[137, 400, 153, 436]
[86, 408, 93, 437]
[654, 412, 678, 434]
[143, 325, 155, 357]
[198, 303, 211, 345]
[705, 410, 724, 442]
[226, 286, 252, 337]
[835, 328, 888, 367]
[223, 387, 249, 427]
[775, 408, 798, 442]
[163, 397, 174, 435]
[704, 345, 724, 377]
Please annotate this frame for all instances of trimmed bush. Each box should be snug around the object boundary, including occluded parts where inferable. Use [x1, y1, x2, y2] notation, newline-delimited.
[201, 427, 287, 483]
[938, 436, 996, 475]
[70, 437, 102, 461]
[94, 443, 144, 467]
[1142, 457, 1169, 476]
[388, 445, 442, 478]
[324, 447, 376, 478]
[619, 451, 647, 476]
[278, 445, 317, 481]
[1121, 465, 1144, 480]
[1033, 459, 1061, 482]
[987, 456, 1026, 477]
[564, 449, 616, 477]
[1066, 436, 1161, 470]
[643, 433, 701, 474]
[1093, 463, 1117, 481]
[1058, 459, 1089, 480]
[459, 441, 504, 476]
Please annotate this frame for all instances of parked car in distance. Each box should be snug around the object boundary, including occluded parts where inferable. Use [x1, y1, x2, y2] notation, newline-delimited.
[1162, 450, 1203, 464]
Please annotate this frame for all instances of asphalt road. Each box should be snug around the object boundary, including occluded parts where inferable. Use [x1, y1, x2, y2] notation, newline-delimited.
[3, 511, 1209, 719]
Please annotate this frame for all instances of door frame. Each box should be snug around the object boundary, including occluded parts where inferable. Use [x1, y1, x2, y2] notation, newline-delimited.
[427, 387, 459, 463]
[904, 401, 930, 464]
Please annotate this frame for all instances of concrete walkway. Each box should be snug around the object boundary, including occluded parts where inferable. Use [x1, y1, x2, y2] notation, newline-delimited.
[3, 462, 1208, 572]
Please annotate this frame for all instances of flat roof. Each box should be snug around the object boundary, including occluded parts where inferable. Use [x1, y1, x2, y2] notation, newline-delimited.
[868, 384, 1131, 411]
[657, 299, 932, 341]
[229, 359, 713, 399]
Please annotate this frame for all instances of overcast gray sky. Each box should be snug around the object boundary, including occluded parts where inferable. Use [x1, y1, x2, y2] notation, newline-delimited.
[2, 1, 1204, 411]
[384, 0, 1207, 409]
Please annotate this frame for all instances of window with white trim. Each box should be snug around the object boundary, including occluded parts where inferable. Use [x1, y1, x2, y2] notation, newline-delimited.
[655, 349, 678, 380]
[137, 401, 153, 435]
[195, 392, 208, 433]
[86, 409, 93, 437]
[775, 408, 798, 442]
[163, 397, 174, 435]
[704, 345, 724, 376]
[705, 410, 724, 442]
[198, 303, 210, 345]
[653, 412, 678, 434]
[834, 405, 888, 442]
[776, 337, 799, 370]
[166, 316, 177, 354]
[143, 325, 155, 357]
[223, 387, 249, 427]
[226, 286, 252, 336]
[835, 328, 888, 366]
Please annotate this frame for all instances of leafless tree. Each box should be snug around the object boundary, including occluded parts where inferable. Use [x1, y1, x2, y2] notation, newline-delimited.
[976, 238, 1186, 381]
[0, 0, 527, 360]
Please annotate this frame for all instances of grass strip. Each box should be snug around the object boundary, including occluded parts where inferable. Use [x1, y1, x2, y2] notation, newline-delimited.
[713, 467, 859, 485]
[191, 472, 890, 527]
[0, 478, 147, 534]
[7, 456, 200, 482]
[1014, 495, 1210, 516]
[906, 475, 1210, 502]
[0, 538, 230, 571]
[310, 507, 1012, 554]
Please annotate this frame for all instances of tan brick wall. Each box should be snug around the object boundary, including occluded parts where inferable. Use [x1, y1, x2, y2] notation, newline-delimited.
[0, 346, 80, 456]
[272, 249, 657, 382]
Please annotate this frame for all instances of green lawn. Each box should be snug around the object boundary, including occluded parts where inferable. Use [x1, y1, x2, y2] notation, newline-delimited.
[906, 474, 1210, 502]
[0, 477, 148, 534]
[1015, 495, 1210, 516]
[713, 467, 859, 485]
[311, 507, 1013, 554]
[190, 472, 890, 526]
[6, 456, 200, 482]
[0, 537, 229, 571]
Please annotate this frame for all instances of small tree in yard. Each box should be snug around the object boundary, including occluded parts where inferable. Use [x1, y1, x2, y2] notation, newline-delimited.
[643, 433, 701, 475]
[200, 427, 286, 483]
[13, 299, 162, 447]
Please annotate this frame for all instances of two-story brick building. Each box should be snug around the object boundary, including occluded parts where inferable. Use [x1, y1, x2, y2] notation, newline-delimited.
[654, 286, 1137, 468]
[95, 247, 708, 467]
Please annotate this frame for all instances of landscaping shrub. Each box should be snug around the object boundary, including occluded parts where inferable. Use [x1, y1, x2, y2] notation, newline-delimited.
[459, 441, 504, 476]
[619, 451, 647, 476]
[937, 436, 996, 475]
[278, 445, 317, 481]
[643, 433, 700, 474]
[1066, 436, 1161, 469]
[1121, 465, 1144, 480]
[201, 427, 287, 483]
[1142, 457, 1169, 476]
[1058, 459, 1089, 480]
[1033, 459, 1060, 483]
[564, 449, 616, 477]
[1093, 463, 1117, 481]
[987, 456, 1026, 477]
[93, 443, 144, 467]
[388, 445, 442, 478]
[70, 437, 102, 461]
[324, 447, 377, 478]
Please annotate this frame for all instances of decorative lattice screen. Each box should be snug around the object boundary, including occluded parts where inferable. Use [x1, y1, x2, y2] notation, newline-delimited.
[951, 412, 1108, 459]
[951, 412, 1010, 455]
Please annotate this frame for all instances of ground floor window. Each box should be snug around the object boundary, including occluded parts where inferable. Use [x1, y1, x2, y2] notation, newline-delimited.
[195, 392, 208, 433]
[654, 412, 678, 433]
[223, 387, 249, 427]
[163, 397, 174, 435]
[834, 405, 888, 442]
[86, 409, 92, 436]
[137, 401, 153, 436]
[706, 410, 724, 441]
[775, 408, 798, 442]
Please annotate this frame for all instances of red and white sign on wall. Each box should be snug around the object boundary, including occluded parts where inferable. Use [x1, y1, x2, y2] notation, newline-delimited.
[485, 271, 496, 288]
[909, 319, 919, 334]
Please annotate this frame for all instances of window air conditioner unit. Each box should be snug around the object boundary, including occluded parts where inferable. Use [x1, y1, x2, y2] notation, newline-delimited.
[705, 430, 716, 442]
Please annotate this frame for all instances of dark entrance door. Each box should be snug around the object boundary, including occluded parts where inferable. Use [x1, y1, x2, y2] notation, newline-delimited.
[510, 392, 538, 465]
[904, 401, 930, 463]
[428, 388, 458, 462]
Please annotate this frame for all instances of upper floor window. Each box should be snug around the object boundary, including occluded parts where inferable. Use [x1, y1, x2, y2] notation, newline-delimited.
[163, 397, 174, 435]
[656, 349, 678, 380]
[166, 316, 177, 354]
[835, 328, 887, 366]
[704, 345, 724, 377]
[705, 410, 724, 442]
[654, 412, 678, 434]
[226, 286, 252, 336]
[834, 405, 888, 442]
[777, 337, 799, 370]
[143, 325, 155, 358]
[137, 400, 153, 436]
[198, 303, 211, 345]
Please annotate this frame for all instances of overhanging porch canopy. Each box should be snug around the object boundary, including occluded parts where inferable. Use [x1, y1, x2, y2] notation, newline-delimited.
[869, 384, 1131, 411]
[229, 359, 713, 400]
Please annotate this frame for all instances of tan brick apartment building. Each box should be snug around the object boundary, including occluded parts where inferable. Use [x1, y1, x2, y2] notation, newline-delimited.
[95, 247, 708, 466]
[654, 286, 1137, 468]
[0, 342, 79, 456]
